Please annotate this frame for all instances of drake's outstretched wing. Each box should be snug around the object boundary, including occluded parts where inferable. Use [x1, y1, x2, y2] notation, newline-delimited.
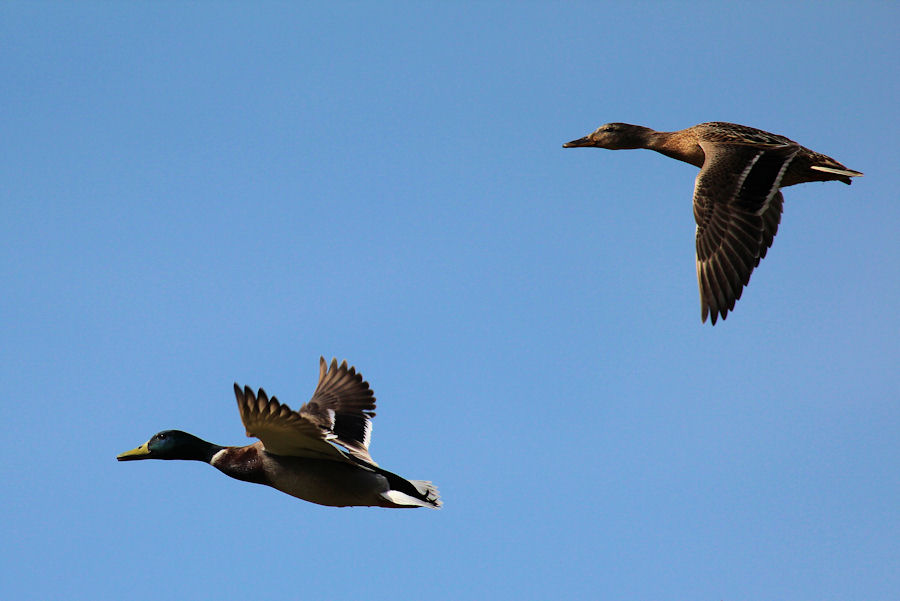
[234, 357, 377, 464]
[297, 357, 376, 465]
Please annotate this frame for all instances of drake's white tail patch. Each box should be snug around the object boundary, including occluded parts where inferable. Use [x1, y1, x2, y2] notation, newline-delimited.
[381, 479, 442, 508]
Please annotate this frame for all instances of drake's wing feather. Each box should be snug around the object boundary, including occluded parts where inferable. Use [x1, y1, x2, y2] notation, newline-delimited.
[297, 357, 377, 465]
[233, 384, 347, 461]
[694, 141, 798, 324]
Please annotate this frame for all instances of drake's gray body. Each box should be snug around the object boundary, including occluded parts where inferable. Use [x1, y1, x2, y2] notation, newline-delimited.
[209, 442, 439, 508]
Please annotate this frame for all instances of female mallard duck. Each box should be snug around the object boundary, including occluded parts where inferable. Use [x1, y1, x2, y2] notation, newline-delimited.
[563, 122, 863, 324]
[117, 357, 441, 509]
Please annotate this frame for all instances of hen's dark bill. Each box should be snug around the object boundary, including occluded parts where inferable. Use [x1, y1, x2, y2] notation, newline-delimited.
[563, 136, 593, 148]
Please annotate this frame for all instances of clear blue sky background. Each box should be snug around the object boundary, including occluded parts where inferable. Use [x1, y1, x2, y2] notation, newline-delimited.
[2, 3, 897, 600]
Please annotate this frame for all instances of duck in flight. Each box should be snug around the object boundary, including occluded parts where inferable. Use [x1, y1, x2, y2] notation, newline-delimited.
[563, 122, 862, 324]
[117, 357, 441, 509]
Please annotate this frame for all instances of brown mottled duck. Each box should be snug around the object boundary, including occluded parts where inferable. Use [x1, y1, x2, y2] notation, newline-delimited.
[563, 121, 862, 324]
[117, 357, 441, 508]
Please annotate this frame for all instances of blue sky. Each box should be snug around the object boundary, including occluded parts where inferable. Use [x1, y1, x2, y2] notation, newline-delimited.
[2, 2, 897, 600]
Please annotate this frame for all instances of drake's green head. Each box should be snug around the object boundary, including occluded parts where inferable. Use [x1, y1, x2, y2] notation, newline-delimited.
[117, 430, 221, 463]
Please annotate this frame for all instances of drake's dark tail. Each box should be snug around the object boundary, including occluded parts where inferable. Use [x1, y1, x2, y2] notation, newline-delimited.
[378, 467, 442, 509]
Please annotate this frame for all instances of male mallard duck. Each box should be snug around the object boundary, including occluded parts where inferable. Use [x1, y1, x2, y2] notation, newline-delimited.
[117, 357, 441, 509]
[563, 122, 863, 324]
